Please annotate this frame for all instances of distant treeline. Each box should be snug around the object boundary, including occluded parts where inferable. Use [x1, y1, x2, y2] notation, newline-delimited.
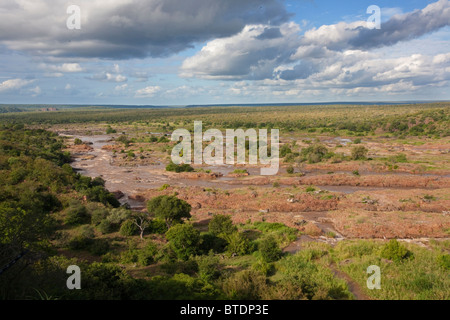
[0, 102, 449, 137]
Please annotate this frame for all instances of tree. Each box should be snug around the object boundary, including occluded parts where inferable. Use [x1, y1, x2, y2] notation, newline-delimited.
[132, 212, 151, 239]
[208, 214, 236, 237]
[147, 195, 191, 228]
[165, 224, 201, 260]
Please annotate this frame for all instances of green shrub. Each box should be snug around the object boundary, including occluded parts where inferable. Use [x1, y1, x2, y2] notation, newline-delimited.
[380, 239, 411, 262]
[196, 254, 221, 282]
[252, 260, 275, 276]
[286, 165, 294, 174]
[89, 239, 110, 256]
[159, 184, 170, 191]
[280, 144, 292, 158]
[138, 241, 158, 266]
[301, 144, 328, 163]
[158, 136, 169, 143]
[224, 232, 253, 257]
[74, 138, 83, 145]
[166, 224, 201, 260]
[200, 232, 228, 254]
[90, 207, 109, 226]
[120, 220, 138, 236]
[208, 214, 236, 237]
[68, 235, 93, 250]
[160, 259, 199, 275]
[165, 162, 194, 173]
[106, 126, 116, 134]
[148, 219, 168, 234]
[351, 146, 368, 160]
[221, 270, 268, 300]
[65, 204, 90, 226]
[78, 225, 95, 238]
[259, 236, 282, 263]
[97, 219, 114, 234]
[106, 208, 131, 228]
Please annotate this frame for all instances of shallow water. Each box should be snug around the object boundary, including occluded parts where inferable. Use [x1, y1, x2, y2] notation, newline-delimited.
[67, 134, 446, 208]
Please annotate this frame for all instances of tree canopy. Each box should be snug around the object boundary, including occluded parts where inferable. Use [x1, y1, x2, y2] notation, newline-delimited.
[146, 195, 191, 228]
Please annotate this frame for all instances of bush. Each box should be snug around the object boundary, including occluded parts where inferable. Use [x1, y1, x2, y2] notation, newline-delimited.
[120, 220, 138, 236]
[208, 214, 236, 237]
[224, 232, 253, 257]
[252, 260, 275, 277]
[106, 208, 131, 229]
[351, 146, 368, 160]
[68, 235, 93, 250]
[196, 254, 221, 282]
[97, 219, 114, 234]
[301, 144, 328, 164]
[380, 239, 411, 262]
[221, 270, 268, 300]
[160, 259, 199, 275]
[90, 207, 109, 226]
[259, 236, 282, 263]
[89, 239, 110, 256]
[166, 224, 201, 260]
[138, 241, 158, 266]
[106, 126, 116, 134]
[286, 165, 294, 174]
[74, 138, 83, 145]
[78, 225, 95, 238]
[116, 135, 130, 146]
[148, 219, 168, 234]
[280, 144, 292, 158]
[166, 162, 194, 173]
[200, 232, 228, 254]
[65, 203, 90, 226]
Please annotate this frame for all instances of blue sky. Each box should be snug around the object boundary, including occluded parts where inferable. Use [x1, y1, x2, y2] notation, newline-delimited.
[0, 0, 449, 105]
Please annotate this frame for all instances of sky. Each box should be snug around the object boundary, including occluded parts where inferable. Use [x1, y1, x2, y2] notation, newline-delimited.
[0, 0, 449, 105]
